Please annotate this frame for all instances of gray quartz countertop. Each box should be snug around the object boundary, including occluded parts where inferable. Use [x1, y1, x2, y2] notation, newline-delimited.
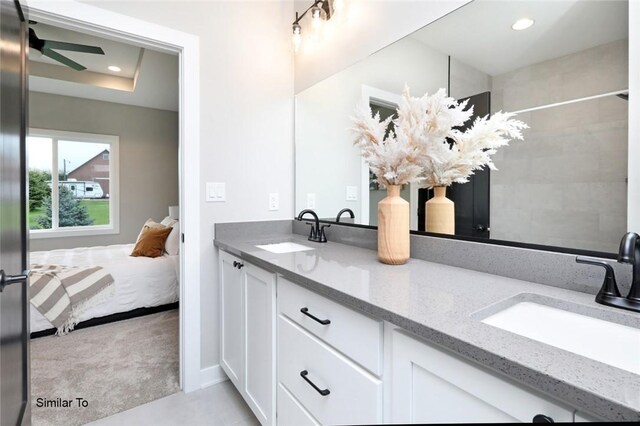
[214, 233, 640, 421]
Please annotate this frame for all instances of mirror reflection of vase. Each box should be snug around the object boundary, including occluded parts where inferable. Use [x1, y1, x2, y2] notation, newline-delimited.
[426, 186, 454, 235]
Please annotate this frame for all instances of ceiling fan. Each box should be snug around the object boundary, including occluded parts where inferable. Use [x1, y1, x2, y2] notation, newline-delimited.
[28, 23, 105, 71]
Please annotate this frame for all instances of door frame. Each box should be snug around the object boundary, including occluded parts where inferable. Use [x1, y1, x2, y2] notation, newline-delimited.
[27, 1, 201, 392]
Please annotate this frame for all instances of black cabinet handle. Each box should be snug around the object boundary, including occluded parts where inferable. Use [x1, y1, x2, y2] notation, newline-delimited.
[300, 370, 330, 396]
[232, 261, 244, 270]
[532, 414, 554, 423]
[237, 263, 244, 269]
[300, 307, 330, 325]
[233, 261, 239, 268]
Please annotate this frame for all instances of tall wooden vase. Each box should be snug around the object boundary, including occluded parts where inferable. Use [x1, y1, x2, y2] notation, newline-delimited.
[378, 185, 410, 265]
[426, 186, 454, 235]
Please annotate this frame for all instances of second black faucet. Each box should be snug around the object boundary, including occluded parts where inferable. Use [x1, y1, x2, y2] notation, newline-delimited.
[296, 209, 330, 243]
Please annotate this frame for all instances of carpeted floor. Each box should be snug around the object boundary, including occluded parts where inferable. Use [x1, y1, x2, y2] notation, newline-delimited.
[31, 309, 180, 426]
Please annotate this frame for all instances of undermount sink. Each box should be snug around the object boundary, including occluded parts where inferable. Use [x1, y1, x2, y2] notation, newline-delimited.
[255, 242, 314, 254]
[481, 301, 640, 375]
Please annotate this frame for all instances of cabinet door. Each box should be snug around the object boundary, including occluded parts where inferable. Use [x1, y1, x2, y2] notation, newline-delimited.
[277, 382, 319, 426]
[219, 250, 244, 389]
[243, 263, 276, 426]
[388, 327, 574, 424]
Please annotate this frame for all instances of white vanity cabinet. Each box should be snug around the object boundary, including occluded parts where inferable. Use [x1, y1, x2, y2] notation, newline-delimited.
[219, 250, 276, 426]
[219, 249, 602, 424]
[386, 326, 576, 424]
[276, 277, 384, 425]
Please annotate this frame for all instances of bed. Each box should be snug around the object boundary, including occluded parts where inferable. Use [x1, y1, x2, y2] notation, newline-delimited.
[29, 243, 180, 334]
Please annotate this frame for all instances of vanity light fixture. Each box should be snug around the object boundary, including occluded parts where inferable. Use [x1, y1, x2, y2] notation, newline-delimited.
[107, 65, 121, 72]
[511, 18, 535, 31]
[292, 0, 343, 53]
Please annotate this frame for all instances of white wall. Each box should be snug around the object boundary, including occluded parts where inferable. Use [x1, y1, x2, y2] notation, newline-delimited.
[28, 92, 179, 251]
[294, 0, 470, 92]
[82, 1, 295, 372]
[296, 36, 448, 221]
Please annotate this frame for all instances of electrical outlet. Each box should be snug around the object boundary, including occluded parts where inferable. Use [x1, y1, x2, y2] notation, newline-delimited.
[307, 193, 316, 209]
[269, 193, 279, 211]
[206, 182, 225, 202]
[346, 186, 358, 201]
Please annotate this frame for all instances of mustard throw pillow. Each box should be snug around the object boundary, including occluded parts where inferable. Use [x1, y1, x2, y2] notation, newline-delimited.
[131, 225, 173, 258]
[135, 218, 165, 243]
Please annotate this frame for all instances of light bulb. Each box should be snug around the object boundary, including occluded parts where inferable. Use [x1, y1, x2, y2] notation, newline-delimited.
[292, 23, 302, 53]
[311, 5, 322, 30]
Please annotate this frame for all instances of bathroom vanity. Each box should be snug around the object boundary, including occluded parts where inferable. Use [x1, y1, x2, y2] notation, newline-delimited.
[216, 0, 639, 423]
[215, 221, 640, 425]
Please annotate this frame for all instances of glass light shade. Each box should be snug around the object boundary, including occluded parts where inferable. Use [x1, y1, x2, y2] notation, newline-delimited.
[292, 23, 302, 53]
[311, 6, 322, 29]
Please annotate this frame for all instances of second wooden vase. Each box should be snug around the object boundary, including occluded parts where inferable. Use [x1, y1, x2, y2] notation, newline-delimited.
[426, 186, 455, 235]
[378, 185, 410, 265]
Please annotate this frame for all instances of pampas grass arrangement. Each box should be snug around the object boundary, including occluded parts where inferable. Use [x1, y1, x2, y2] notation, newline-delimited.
[351, 86, 528, 188]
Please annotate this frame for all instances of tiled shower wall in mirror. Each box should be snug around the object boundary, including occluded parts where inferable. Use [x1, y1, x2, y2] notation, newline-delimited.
[451, 39, 628, 252]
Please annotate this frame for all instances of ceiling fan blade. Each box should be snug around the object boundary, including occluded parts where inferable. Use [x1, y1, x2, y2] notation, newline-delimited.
[42, 48, 86, 71]
[28, 28, 44, 51]
[42, 40, 104, 55]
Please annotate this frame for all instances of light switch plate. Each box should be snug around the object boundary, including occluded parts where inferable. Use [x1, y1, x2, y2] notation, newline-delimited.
[206, 182, 225, 202]
[269, 193, 279, 211]
[307, 193, 316, 209]
[346, 186, 358, 201]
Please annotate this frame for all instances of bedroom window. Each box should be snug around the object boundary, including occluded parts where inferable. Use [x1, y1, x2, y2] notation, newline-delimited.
[27, 129, 120, 238]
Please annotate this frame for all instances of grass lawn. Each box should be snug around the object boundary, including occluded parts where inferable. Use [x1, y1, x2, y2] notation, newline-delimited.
[28, 207, 45, 230]
[81, 200, 110, 225]
[29, 199, 109, 229]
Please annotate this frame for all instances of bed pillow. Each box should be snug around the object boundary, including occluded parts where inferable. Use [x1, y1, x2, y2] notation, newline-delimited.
[161, 216, 178, 227]
[165, 221, 180, 256]
[131, 226, 173, 258]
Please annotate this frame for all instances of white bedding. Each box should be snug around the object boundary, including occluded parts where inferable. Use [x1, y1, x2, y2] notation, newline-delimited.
[29, 244, 179, 333]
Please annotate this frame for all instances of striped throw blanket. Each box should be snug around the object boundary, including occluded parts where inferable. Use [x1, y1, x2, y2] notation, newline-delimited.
[30, 264, 114, 335]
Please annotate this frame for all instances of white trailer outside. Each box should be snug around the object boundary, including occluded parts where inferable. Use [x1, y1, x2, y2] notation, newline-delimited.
[51, 180, 105, 199]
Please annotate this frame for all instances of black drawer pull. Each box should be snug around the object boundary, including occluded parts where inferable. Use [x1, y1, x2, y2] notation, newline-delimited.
[300, 307, 330, 325]
[300, 370, 330, 396]
[232, 261, 244, 270]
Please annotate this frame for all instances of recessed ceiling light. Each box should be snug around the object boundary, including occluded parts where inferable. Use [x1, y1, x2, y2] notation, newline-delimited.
[511, 18, 535, 31]
[108, 65, 121, 72]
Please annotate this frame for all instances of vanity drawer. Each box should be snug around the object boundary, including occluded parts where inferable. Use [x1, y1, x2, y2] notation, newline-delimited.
[278, 277, 383, 375]
[277, 315, 382, 425]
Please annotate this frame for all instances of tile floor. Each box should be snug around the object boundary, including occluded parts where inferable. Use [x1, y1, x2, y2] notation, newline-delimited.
[87, 380, 259, 426]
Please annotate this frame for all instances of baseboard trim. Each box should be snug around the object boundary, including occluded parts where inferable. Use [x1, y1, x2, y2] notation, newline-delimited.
[200, 364, 229, 389]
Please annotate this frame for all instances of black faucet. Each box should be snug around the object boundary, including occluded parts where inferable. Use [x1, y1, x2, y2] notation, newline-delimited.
[296, 209, 330, 243]
[618, 232, 640, 302]
[336, 208, 355, 223]
[575, 232, 640, 313]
